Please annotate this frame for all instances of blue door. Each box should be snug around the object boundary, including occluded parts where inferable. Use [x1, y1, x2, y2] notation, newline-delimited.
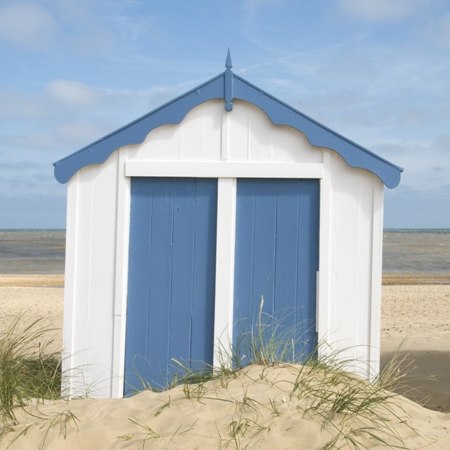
[124, 178, 217, 394]
[233, 179, 320, 364]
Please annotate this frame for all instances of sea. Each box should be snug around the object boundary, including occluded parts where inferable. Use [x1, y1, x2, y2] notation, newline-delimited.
[0, 229, 449, 276]
[383, 229, 450, 274]
[0, 230, 65, 274]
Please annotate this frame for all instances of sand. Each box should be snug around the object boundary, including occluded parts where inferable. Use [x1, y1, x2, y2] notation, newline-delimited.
[381, 283, 450, 413]
[381, 284, 450, 352]
[0, 275, 64, 352]
[0, 275, 449, 449]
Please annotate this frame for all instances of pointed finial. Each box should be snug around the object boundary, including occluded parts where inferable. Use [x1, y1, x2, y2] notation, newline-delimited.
[225, 48, 232, 70]
[224, 48, 234, 111]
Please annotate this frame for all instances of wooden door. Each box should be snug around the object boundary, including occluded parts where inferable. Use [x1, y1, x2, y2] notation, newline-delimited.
[233, 179, 320, 364]
[124, 178, 217, 394]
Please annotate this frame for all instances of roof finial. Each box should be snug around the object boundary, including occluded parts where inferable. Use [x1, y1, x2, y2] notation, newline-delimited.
[225, 48, 232, 70]
[224, 49, 234, 111]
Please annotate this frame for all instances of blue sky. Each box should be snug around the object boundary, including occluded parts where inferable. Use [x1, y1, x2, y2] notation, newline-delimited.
[1, 0, 449, 229]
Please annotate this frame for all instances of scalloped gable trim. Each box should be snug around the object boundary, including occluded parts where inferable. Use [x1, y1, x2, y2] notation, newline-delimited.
[53, 65, 402, 187]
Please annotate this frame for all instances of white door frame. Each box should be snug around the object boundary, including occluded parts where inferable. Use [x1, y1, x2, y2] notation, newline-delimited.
[110, 158, 331, 398]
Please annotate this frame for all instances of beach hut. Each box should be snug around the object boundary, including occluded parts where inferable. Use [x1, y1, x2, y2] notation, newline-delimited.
[54, 53, 402, 399]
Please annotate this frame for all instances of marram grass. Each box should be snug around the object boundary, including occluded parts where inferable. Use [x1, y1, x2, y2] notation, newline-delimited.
[123, 357, 415, 449]
[0, 304, 419, 449]
[127, 300, 417, 449]
[0, 314, 62, 427]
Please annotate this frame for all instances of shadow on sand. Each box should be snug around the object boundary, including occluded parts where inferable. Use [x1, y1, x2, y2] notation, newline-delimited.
[380, 350, 450, 412]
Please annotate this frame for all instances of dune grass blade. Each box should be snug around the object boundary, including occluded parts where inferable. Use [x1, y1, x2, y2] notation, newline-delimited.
[230, 297, 316, 370]
[0, 314, 62, 427]
[161, 306, 410, 448]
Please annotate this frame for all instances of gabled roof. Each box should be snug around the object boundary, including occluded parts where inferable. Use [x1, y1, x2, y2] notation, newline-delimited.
[54, 51, 402, 188]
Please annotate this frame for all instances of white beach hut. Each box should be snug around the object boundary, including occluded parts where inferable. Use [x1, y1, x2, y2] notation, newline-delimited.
[54, 53, 402, 399]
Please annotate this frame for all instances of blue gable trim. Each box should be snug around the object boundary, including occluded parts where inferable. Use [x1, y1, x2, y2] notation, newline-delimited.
[54, 56, 402, 187]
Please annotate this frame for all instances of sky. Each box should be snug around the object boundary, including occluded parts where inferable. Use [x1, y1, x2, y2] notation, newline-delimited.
[0, 0, 449, 229]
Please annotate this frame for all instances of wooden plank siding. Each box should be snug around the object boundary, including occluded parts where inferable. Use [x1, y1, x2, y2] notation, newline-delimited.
[233, 179, 320, 364]
[124, 178, 217, 393]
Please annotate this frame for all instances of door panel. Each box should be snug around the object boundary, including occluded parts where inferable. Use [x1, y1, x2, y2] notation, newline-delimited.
[125, 178, 217, 394]
[233, 179, 320, 363]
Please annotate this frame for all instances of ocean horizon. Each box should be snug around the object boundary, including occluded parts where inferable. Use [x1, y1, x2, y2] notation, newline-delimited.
[0, 228, 449, 275]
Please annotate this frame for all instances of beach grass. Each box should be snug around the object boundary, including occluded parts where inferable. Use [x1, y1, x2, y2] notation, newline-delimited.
[120, 300, 414, 449]
[0, 314, 62, 428]
[120, 355, 413, 449]
[0, 306, 419, 449]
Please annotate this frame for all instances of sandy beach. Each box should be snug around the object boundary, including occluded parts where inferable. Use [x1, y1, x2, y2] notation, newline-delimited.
[0, 274, 449, 448]
[381, 282, 450, 413]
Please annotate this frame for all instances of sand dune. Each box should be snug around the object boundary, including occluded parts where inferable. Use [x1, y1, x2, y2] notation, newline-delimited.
[3, 365, 450, 450]
[0, 276, 449, 449]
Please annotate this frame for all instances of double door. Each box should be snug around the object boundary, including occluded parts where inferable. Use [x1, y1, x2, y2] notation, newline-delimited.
[124, 177, 319, 395]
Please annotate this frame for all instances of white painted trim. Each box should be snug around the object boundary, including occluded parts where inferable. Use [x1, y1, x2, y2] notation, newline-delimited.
[125, 161, 324, 179]
[62, 175, 79, 396]
[368, 183, 384, 379]
[213, 178, 237, 368]
[111, 151, 131, 398]
[220, 109, 230, 160]
[317, 151, 332, 356]
[315, 271, 320, 333]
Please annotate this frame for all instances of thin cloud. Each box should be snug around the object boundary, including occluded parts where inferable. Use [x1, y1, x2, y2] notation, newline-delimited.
[0, 161, 40, 171]
[46, 80, 101, 108]
[0, 77, 200, 164]
[432, 134, 450, 152]
[425, 12, 450, 49]
[337, 0, 423, 22]
[373, 138, 450, 195]
[384, 186, 450, 228]
[0, 2, 58, 49]
[0, 90, 49, 120]
[54, 121, 116, 149]
[50, 0, 161, 59]
[0, 1, 449, 228]
[244, 0, 286, 9]
[0, 1, 160, 59]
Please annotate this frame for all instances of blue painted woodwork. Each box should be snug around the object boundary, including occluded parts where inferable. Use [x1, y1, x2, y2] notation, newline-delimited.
[124, 178, 217, 394]
[233, 179, 320, 364]
[54, 52, 402, 188]
[224, 49, 233, 111]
